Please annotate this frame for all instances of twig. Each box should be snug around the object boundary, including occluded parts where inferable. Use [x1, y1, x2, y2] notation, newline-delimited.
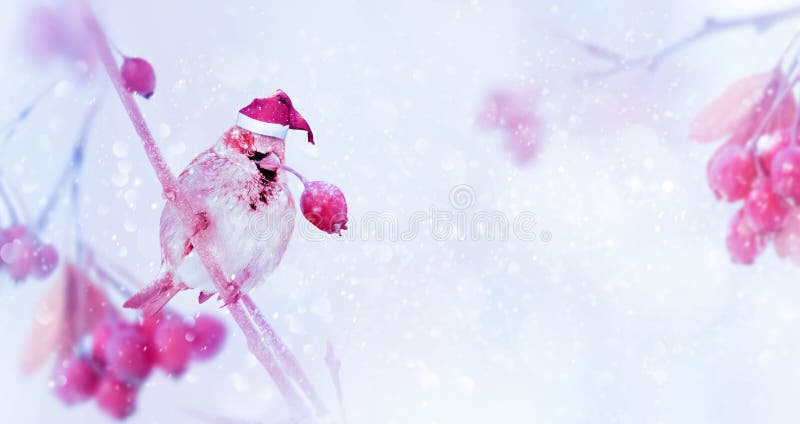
[324, 341, 347, 424]
[34, 100, 100, 232]
[241, 295, 327, 416]
[564, 4, 800, 77]
[78, 0, 314, 419]
[0, 81, 57, 152]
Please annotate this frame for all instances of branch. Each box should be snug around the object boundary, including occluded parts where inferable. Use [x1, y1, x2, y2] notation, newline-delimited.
[77, 0, 319, 420]
[565, 4, 800, 77]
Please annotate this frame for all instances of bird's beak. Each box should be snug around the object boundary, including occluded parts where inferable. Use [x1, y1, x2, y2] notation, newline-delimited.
[257, 152, 281, 171]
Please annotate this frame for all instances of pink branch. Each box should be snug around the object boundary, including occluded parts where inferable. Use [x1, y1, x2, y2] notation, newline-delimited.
[77, 0, 313, 419]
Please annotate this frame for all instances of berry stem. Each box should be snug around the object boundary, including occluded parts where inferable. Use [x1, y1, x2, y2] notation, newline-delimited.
[78, 1, 315, 419]
[241, 295, 327, 416]
[280, 164, 309, 187]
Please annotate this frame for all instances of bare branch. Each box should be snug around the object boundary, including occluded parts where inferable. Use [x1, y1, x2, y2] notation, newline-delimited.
[564, 4, 800, 78]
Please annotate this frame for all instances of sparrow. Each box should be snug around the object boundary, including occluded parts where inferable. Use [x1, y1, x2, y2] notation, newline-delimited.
[125, 90, 313, 315]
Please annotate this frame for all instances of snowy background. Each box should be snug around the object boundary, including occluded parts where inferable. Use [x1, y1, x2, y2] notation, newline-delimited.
[2, 0, 800, 422]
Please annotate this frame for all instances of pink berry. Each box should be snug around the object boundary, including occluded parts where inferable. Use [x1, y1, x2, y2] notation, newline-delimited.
[758, 130, 795, 174]
[31, 243, 58, 279]
[189, 314, 226, 361]
[153, 319, 192, 376]
[53, 355, 102, 405]
[771, 146, 800, 203]
[727, 208, 767, 264]
[707, 144, 756, 201]
[300, 181, 349, 235]
[104, 323, 153, 383]
[121, 57, 156, 99]
[744, 178, 790, 233]
[92, 320, 116, 365]
[95, 377, 138, 420]
[1, 230, 37, 282]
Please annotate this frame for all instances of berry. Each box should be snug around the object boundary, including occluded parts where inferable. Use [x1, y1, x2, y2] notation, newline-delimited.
[300, 181, 349, 235]
[189, 314, 226, 361]
[727, 208, 767, 264]
[121, 57, 156, 99]
[707, 144, 756, 201]
[3, 233, 37, 282]
[92, 320, 116, 364]
[95, 377, 138, 420]
[771, 145, 800, 203]
[758, 130, 795, 173]
[744, 178, 790, 233]
[104, 323, 153, 383]
[53, 355, 102, 405]
[32, 243, 59, 279]
[153, 319, 192, 376]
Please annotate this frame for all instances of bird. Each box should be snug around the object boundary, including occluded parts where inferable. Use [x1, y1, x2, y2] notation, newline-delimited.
[124, 90, 314, 315]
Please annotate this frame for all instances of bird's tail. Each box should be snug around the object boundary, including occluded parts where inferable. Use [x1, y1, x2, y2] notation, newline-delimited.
[123, 271, 188, 316]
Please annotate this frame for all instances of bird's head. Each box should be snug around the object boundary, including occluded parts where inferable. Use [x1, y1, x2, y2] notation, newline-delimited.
[221, 127, 285, 170]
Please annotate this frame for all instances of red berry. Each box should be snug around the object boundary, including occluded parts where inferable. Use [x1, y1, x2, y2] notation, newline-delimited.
[95, 377, 138, 420]
[189, 314, 226, 361]
[121, 57, 156, 99]
[707, 144, 756, 201]
[138, 310, 175, 340]
[1, 232, 37, 282]
[727, 208, 767, 264]
[771, 146, 800, 203]
[758, 130, 795, 174]
[53, 355, 102, 405]
[104, 323, 153, 383]
[153, 319, 192, 376]
[744, 178, 790, 233]
[300, 181, 349, 235]
[92, 320, 116, 364]
[31, 243, 58, 279]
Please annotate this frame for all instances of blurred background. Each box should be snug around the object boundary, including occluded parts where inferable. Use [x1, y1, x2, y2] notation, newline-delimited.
[2, 0, 800, 422]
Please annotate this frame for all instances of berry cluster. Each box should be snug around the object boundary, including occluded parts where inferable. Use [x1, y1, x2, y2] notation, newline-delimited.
[711, 130, 800, 264]
[692, 69, 800, 265]
[477, 89, 542, 166]
[52, 312, 226, 419]
[0, 225, 58, 281]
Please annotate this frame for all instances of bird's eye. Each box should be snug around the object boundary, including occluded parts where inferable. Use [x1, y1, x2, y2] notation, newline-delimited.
[278, 97, 287, 105]
[249, 151, 268, 161]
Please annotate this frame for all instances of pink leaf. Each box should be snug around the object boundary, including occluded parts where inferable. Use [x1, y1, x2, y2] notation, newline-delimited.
[775, 208, 800, 265]
[20, 270, 67, 374]
[20, 264, 111, 374]
[691, 72, 773, 143]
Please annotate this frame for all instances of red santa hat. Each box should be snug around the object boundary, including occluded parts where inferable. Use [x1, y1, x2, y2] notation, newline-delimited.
[236, 89, 314, 144]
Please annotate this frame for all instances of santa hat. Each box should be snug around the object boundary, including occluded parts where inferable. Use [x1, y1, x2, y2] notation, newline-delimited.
[236, 89, 314, 144]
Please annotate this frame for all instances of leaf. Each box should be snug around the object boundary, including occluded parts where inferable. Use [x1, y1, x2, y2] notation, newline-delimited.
[775, 208, 800, 265]
[19, 264, 111, 374]
[20, 269, 67, 374]
[691, 72, 773, 143]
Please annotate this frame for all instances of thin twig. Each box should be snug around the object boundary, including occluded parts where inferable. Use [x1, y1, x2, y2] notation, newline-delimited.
[564, 4, 800, 78]
[241, 295, 327, 416]
[324, 341, 347, 424]
[34, 100, 100, 232]
[78, 0, 314, 419]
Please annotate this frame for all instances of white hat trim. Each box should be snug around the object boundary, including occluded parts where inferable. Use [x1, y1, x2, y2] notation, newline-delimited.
[236, 113, 289, 139]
